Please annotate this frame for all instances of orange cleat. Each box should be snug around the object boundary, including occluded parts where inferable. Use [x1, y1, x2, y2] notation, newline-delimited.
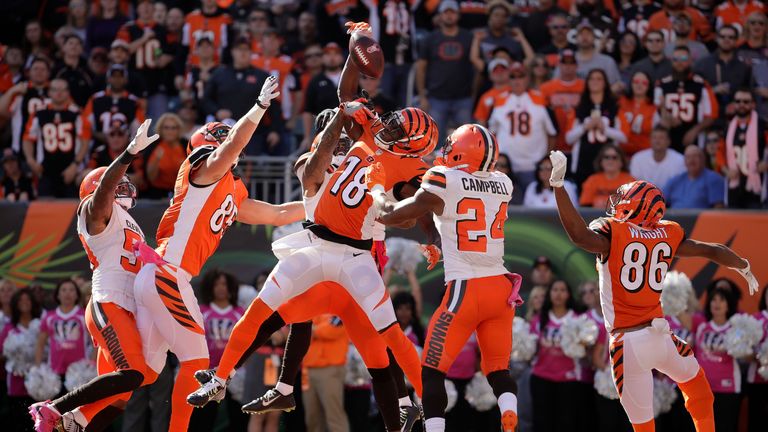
[501, 410, 518, 432]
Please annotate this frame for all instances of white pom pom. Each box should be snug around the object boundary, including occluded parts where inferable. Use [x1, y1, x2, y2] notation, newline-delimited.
[237, 285, 258, 309]
[465, 372, 497, 411]
[594, 367, 619, 400]
[384, 237, 424, 274]
[227, 367, 246, 403]
[2, 319, 40, 376]
[445, 379, 458, 412]
[25, 364, 62, 401]
[344, 345, 372, 387]
[652, 378, 678, 417]
[757, 339, 768, 380]
[511, 317, 538, 362]
[661, 271, 692, 317]
[724, 314, 764, 359]
[560, 314, 599, 359]
[64, 359, 98, 392]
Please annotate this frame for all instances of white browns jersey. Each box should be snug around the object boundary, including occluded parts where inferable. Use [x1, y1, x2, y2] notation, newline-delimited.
[487, 90, 557, 173]
[421, 165, 513, 282]
[77, 200, 145, 313]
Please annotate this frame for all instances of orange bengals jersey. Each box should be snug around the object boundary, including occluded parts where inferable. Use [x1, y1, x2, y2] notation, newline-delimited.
[155, 146, 248, 276]
[618, 97, 658, 156]
[590, 217, 686, 333]
[182, 10, 231, 66]
[314, 122, 428, 241]
[715, 1, 766, 32]
[540, 78, 584, 152]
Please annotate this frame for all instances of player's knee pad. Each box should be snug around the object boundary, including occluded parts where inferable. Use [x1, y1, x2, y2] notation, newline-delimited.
[486, 369, 517, 398]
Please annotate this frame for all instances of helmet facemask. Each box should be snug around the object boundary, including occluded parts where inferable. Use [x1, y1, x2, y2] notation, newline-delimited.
[115, 177, 137, 210]
[373, 111, 417, 155]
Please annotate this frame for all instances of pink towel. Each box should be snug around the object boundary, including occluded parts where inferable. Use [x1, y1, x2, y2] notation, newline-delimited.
[133, 241, 166, 265]
[726, 111, 762, 194]
[373, 240, 389, 276]
[504, 273, 524, 306]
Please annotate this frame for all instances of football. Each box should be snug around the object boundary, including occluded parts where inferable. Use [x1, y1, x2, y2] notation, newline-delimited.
[349, 33, 384, 79]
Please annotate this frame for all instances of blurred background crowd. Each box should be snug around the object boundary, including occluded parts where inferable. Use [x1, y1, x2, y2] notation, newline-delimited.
[1, 0, 768, 431]
[0, 0, 765, 208]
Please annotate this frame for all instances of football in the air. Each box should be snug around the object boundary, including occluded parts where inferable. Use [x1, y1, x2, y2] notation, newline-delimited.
[349, 33, 384, 78]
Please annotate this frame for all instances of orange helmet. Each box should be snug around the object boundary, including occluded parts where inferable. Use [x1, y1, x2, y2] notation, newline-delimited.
[187, 121, 231, 155]
[441, 124, 498, 173]
[607, 181, 666, 228]
[371, 108, 438, 158]
[79, 166, 137, 209]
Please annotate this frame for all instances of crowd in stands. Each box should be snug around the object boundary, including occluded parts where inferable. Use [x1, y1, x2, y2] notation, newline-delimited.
[0, 0, 764, 207]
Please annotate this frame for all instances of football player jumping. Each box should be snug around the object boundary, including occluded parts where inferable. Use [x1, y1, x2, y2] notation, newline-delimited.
[548, 150, 759, 432]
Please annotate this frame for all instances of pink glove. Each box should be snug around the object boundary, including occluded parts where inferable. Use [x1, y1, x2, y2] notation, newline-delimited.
[372, 240, 389, 276]
[419, 244, 441, 271]
[505, 273, 524, 306]
[133, 241, 166, 265]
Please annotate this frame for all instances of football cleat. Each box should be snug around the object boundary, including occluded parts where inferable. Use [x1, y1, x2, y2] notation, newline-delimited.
[29, 401, 60, 432]
[400, 404, 423, 432]
[501, 410, 518, 432]
[241, 388, 297, 415]
[187, 375, 228, 407]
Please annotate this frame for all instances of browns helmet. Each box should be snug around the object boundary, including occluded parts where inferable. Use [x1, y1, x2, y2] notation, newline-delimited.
[441, 124, 498, 173]
[607, 181, 666, 228]
[79, 166, 137, 210]
[187, 121, 231, 155]
[371, 108, 438, 158]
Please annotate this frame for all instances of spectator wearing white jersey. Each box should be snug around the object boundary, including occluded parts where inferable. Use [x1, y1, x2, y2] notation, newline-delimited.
[488, 62, 557, 190]
[629, 126, 686, 188]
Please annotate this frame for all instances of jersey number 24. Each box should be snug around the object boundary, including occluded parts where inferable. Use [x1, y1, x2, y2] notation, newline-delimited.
[456, 198, 507, 252]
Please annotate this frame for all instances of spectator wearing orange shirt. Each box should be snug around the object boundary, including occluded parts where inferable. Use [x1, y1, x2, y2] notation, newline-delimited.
[145, 113, 186, 199]
[474, 58, 512, 125]
[540, 50, 584, 153]
[251, 29, 295, 120]
[0, 46, 23, 94]
[304, 314, 349, 432]
[714, 0, 766, 32]
[648, 0, 713, 42]
[618, 71, 659, 156]
[182, 0, 232, 66]
[579, 144, 635, 208]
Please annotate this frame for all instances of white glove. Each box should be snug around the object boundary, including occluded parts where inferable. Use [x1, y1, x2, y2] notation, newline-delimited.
[257, 75, 280, 108]
[549, 150, 567, 188]
[126, 119, 159, 155]
[733, 259, 759, 296]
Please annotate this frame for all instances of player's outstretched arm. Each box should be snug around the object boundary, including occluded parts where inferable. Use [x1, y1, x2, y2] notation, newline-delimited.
[195, 76, 280, 184]
[236, 199, 305, 226]
[677, 239, 759, 295]
[302, 107, 346, 192]
[337, 21, 370, 103]
[87, 119, 158, 234]
[549, 151, 610, 256]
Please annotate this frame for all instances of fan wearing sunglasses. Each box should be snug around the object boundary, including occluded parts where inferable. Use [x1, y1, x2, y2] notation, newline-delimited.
[85, 118, 145, 190]
[724, 89, 768, 209]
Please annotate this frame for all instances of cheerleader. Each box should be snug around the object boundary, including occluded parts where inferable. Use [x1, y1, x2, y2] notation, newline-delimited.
[0, 288, 41, 432]
[530, 280, 583, 432]
[0, 278, 17, 410]
[747, 286, 768, 432]
[34, 279, 87, 391]
[190, 269, 247, 432]
[695, 287, 741, 432]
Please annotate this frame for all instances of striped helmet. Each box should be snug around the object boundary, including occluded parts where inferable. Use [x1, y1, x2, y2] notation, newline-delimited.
[441, 124, 498, 173]
[607, 181, 666, 228]
[372, 107, 438, 158]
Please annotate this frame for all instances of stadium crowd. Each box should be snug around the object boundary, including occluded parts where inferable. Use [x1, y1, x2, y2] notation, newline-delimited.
[1, 0, 768, 431]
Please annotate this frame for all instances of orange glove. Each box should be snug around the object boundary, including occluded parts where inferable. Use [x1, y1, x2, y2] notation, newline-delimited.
[341, 100, 375, 124]
[365, 162, 386, 194]
[345, 21, 373, 37]
[419, 244, 441, 271]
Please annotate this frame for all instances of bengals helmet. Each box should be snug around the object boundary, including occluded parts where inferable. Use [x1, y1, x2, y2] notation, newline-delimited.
[79, 166, 137, 210]
[441, 124, 499, 173]
[187, 122, 231, 155]
[371, 108, 438, 158]
[607, 181, 666, 228]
